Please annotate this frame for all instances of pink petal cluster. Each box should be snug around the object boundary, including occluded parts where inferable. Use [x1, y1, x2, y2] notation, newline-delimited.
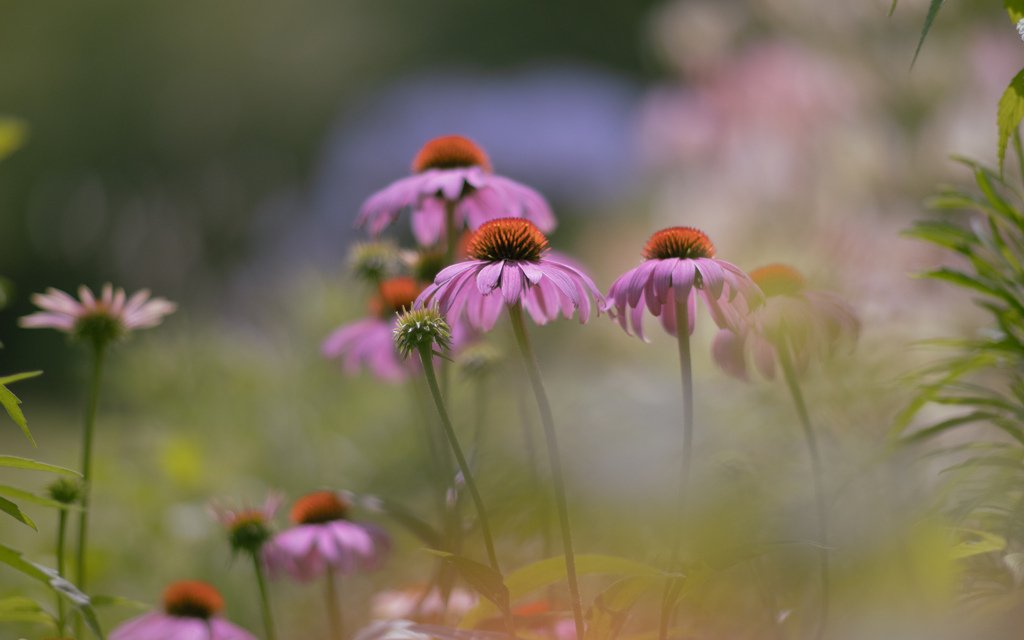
[110, 613, 258, 640]
[371, 584, 478, 622]
[20, 283, 176, 334]
[264, 519, 391, 582]
[208, 492, 284, 529]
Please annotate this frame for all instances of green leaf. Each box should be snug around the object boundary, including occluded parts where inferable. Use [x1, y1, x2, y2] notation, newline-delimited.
[0, 545, 103, 637]
[585, 576, 662, 640]
[889, 0, 898, 17]
[0, 494, 37, 529]
[1007, 0, 1024, 23]
[0, 596, 56, 626]
[0, 117, 28, 163]
[0, 370, 42, 446]
[911, 0, 946, 69]
[425, 550, 510, 616]
[0, 456, 80, 475]
[459, 555, 661, 630]
[0, 541, 50, 582]
[0, 484, 82, 511]
[901, 221, 975, 252]
[915, 269, 1004, 299]
[998, 69, 1024, 175]
[950, 528, 1006, 559]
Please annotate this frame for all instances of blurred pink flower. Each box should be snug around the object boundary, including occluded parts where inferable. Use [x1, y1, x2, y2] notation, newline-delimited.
[605, 227, 761, 341]
[357, 135, 556, 247]
[264, 491, 391, 582]
[208, 492, 284, 556]
[20, 283, 176, 342]
[711, 264, 859, 380]
[416, 218, 603, 330]
[110, 580, 256, 640]
[371, 583, 478, 623]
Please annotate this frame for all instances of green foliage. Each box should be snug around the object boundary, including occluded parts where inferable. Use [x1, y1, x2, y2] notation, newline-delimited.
[0, 597, 57, 626]
[998, 72, 1024, 175]
[911, 0, 946, 69]
[0, 117, 27, 163]
[426, 550, 511, 616]
[584, 576, 662, 640]
[0, 456, 79, 474]
[0, 495, 36, 530]
[0, 371, 42, 446]
[0, 484, 82, 511]
[1007, 0, 1024, 22]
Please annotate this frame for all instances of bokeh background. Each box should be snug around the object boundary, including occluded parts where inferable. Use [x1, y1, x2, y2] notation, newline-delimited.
[1, 0, 1022, 638]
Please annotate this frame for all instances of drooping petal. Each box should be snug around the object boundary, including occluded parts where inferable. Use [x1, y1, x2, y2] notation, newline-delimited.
[652, 258, 678, 303]
[752, 336, 777, 380]
[410, 197, 447, 247]
[626, 260, 659, 308]
[672, 260, 697, 303]
[694, 258, 725, 299]
[711, 329, 749, 380]
[501, 263, 524, 306]
[476, 261, 505, 295]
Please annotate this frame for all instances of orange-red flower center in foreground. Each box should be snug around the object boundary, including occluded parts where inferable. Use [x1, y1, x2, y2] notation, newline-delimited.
[643, 227, 716, 261]
[412, 136, 492, 174]
[749, 264, 805, 298]
[290, 491, 350, 525]
[163, 580, 225, 619]
[467, 218, 548, 262]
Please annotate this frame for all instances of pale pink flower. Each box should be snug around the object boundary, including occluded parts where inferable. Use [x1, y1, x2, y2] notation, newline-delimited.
[208, 492, 284, 556]
[357, 135, 556, 247]
[711, 264, 859, 380]
[415, 218, 603, 330]
[264, 491, 391, 582]
[604, 227, 762, 341]
[110, 580, 257, 640]
[371, 583, 478, 623]
[20, 283, 176, 342]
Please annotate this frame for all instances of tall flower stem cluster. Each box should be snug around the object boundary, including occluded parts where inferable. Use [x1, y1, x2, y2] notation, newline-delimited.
[76, 339, 105, 596]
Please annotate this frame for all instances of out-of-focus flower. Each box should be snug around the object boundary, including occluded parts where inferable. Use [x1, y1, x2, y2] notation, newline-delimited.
[264, 491, 391, 582]
[416, 218, 603, 330]
[458, 342, 502, 378]
[371, 583, 478, 623]
[357, 136, 556, 247]
[711, 264, 859, 380]
[208, 492, 283, 556]
[604, 227, 761, 341]
[46, 478, 82, 506]
[352, 620, 435, 640]
[110, 580, 257, 640]
[20, 283, 176, 345]
[350, 240, 403, 285]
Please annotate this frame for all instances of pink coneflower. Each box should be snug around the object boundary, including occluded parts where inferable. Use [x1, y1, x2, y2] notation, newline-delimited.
[208, 493, 283, 555]
[357, 136, 556, 247]
[604, 227, 762, 340]
[415, 218, 603, 330]
[110, 581, 257, 640]
[371, 583, 478, 624]
[711, 264, 859, 380]
[264, 491, 391, 582]
[20, 283, 176, 343]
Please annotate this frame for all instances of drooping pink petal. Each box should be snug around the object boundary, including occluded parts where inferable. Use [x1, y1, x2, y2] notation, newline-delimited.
[476, 261, 505, 294]
[410, 197, 447, 246]
[501, 263, 524, 306]
[672, 260, 697, 303]
[711, 329, 749, 380]
[626, 260, 659, 308]
[752, 336, 777, 380]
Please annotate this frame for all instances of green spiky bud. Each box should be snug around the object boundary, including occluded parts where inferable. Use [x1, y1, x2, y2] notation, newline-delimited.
[47, 478, 83, 505]
[394, 307, 452, 359]
[349, 241, 401, 284]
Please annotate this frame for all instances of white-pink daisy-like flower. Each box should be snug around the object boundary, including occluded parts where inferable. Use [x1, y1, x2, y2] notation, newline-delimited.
[711, 264, 859, 380]
[264, 491, 391, 583]
[208, 492, 284, 556]
[415, 218, 603, 331]
[19, 283, 176, 344]
[110, 580, 257, 640]
[357, 135, 556, 247]
[604, 227, 762, 341]
[371, 583, 478, 624]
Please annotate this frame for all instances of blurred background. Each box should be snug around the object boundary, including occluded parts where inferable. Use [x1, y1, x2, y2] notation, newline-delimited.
[2, 0, 1023, 638]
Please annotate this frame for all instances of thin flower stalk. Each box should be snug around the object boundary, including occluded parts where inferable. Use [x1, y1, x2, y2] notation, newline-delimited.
[56, 508, 68, 635]
[253, 555, 278, 640]
[76, 340, 106, 594]
[507, 302, 585, 640]
[326, 570, 342, 640]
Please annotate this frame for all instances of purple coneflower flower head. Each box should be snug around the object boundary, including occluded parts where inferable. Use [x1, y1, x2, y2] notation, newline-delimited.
[264, 491, 391, 583]
[208, 492, 284, 556]
[110, 580, 257, 640]
[604, 227, 762, 341]
[711, 264, 859, 380]
[357, 135, 556, 247]
[20, 283, 176, 345]
[415, 218, 603, 330]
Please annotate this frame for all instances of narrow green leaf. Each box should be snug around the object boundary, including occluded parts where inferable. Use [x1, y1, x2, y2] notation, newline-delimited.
[916, 269, 1003, 298]
[0, 495, 36, 530]
[901, 221, 975, 252]
[1007, 0, 1024, 23]
[974, 168, 1022, 222]
[0, 542, 50, 582]
[0, 117, 28, 163]
[998, 70, 1024, 175]
[0, 370, 41, 446]
[29, 563, 105, 639]
[0, 456, 80, 475]
[911, 0, 946, 69]
[0, 596, 56, 626]
[425, 550, 510, 616]
[950, 528, 1006, 559]
[0, 485, 81, 511]
[585, 576, 662, 640]
[889, 0, 898, 17]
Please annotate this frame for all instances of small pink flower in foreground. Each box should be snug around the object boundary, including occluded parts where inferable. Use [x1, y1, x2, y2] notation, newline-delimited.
[208, 492, 284, 556]
[264, 491, 391, 582]
[357, 135, 556, 247]
[416, 218, 603, 330]
[711, 264, 859, 380]
[20, 283, 176, 344]
[371, 583, 478, 624]
[604, 227, 762, 341]
[110, 580, 257, 640]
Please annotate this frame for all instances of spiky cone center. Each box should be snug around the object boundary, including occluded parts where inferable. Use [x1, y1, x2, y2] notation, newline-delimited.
[350, 241, 400, 284]
[291, 491, 351, 525]
[643, 227, 716, 261]
[749, 264, 805, 298]
[394, 307, 453, 358]
[163, 581, 225, 619]
[412, 135, 492, 173]
[224, 510, 274, 553]
[467, 218, 548, 262]
[73, 313, 126, 346]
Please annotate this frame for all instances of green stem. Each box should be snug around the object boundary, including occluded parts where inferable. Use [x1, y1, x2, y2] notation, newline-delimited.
[253, 553, 278, 640]
[507, 303, 585, 640]
[660, 296, 693, 640]
[56, 509, 68, 635]
[75, 340, 107, 592]
[416, 344, 518, 640]
[777, 340, 829, 640]
[326, 571, 342, 640]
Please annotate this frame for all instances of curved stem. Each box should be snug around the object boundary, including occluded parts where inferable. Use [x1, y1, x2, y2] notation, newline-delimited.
[253, 553, 278, 640]
[777, 340, 829, 640]
[660, 296, 693, 640]
[507, 303, 586, 640]
[76, 340, 106, 593]
[326, 571, 342, 640]
[56, 509, 68, 635]
[416, 345, 518, 640]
